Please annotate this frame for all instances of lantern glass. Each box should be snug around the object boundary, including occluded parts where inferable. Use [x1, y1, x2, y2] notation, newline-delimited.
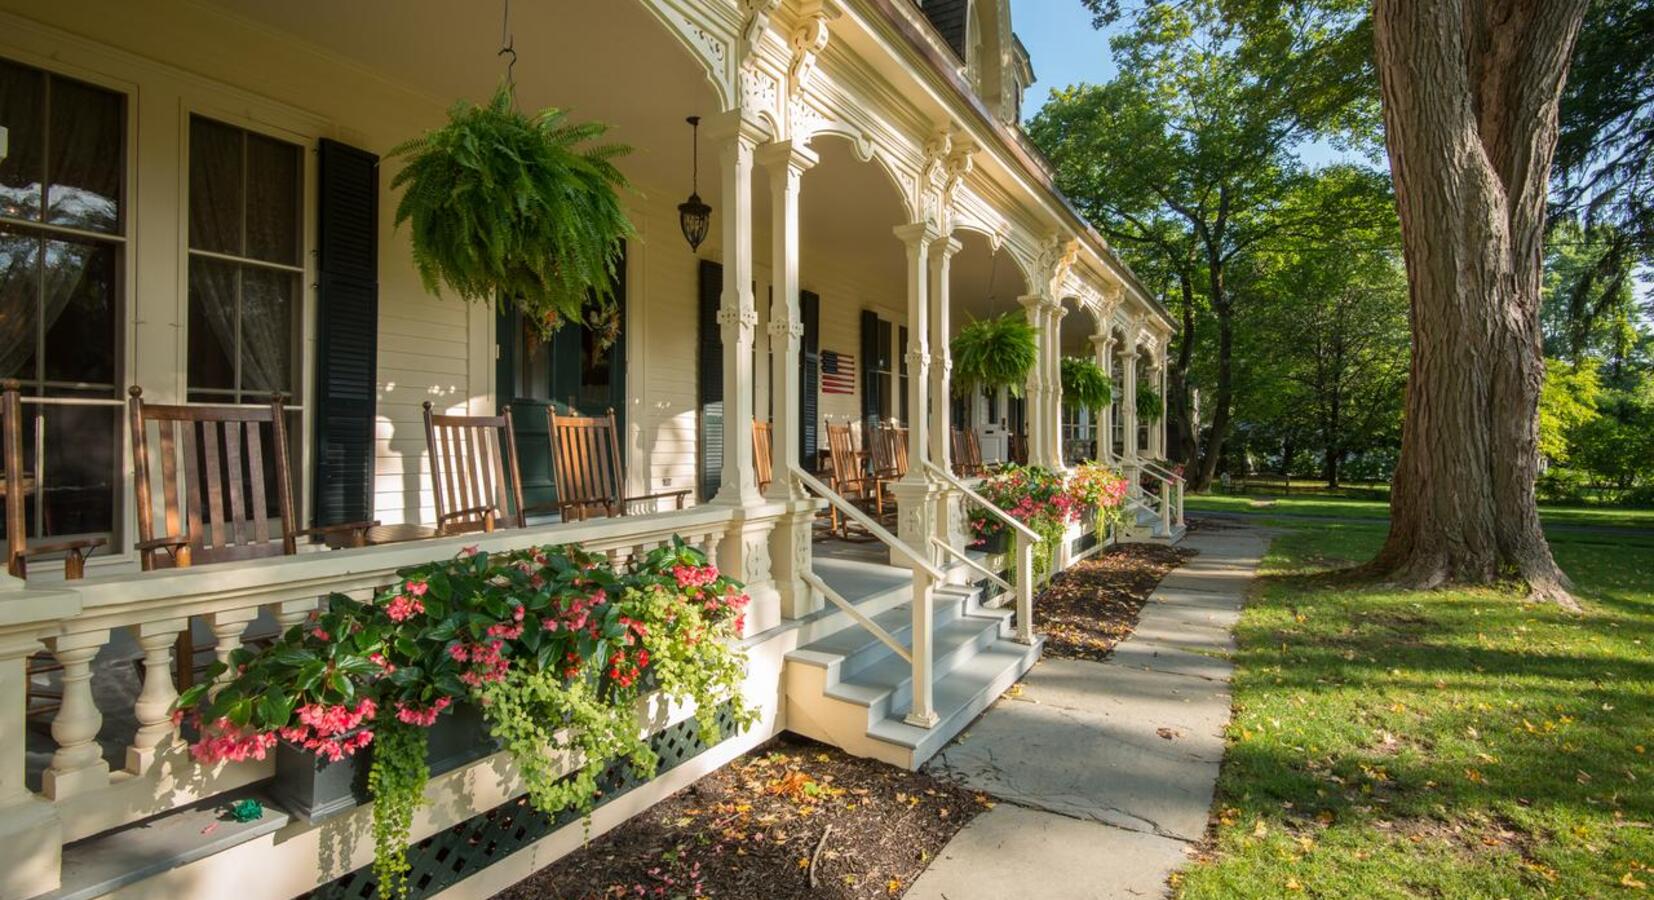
[678, 193, 711, 251]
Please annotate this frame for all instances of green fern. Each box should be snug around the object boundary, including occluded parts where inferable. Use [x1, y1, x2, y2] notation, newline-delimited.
[1060, 356, 1113, 411]
[952, 313, 1038, 396]
[1136, 382, 1164, 423]
[388, 82, 634, 344]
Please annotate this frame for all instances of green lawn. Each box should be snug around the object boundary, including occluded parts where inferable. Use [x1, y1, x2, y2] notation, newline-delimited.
[1175, 522, 1654, 898]
[1185, 492, 1654, 530]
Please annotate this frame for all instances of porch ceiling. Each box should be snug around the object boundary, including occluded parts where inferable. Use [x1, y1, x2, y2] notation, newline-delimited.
[205, 0, 719, 197]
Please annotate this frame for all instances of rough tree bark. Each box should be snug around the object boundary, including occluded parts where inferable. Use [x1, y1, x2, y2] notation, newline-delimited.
[1169, 269, 1200, 468]
[1367, 0, 1588, 605]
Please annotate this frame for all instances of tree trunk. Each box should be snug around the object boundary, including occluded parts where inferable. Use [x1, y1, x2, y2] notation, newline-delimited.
[1195, 294, 1232, 492]
[1367, 0, 1587, 606]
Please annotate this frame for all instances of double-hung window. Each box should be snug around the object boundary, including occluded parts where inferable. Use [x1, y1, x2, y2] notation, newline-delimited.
[186, 114, 303, 404]
[0, 57, 126, 545]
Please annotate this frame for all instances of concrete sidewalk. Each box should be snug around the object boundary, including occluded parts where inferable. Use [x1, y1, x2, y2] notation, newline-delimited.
[908, 527, 1272, 900]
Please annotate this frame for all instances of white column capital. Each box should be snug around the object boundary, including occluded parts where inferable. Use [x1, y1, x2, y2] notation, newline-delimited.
[702, 108, 770, 149]
[755, 138, 820, 177]
[930, 233, 964, 260]
[894, 220, 942, 249]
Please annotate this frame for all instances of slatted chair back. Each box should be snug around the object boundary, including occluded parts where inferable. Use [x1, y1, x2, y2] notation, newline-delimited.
[753, 419, 773, 494]
[2, 382, 24, 577]
[825, 423, 866, 494]
[965, 429, 985, 474]
[1009, 433, 1029, 466]
[422, 403, 527, 535]
[128, 386, 297, 569]
[950, 427, 973, 477]
[545, 408, 631, 521]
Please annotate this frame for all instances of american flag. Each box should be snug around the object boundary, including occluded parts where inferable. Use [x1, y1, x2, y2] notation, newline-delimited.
[821, 350, 856, 394]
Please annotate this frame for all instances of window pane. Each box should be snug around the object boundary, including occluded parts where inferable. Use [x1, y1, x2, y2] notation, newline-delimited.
[187, 255, 237, 391]
[46, 75, 123, 234]
[245, 132, 300, 265]
[42, 238, 116, 385]
[38, 401, 118, 538]
[0, 228, 39, 380]
[188, 116, 242, 254]
[240, 265, 294, 395]
[0, 59, 45, 222]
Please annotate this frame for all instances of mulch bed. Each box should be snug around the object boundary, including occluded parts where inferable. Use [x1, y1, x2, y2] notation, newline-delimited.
[1035, 543, 1198, 661]
[495, 734, 989, 899]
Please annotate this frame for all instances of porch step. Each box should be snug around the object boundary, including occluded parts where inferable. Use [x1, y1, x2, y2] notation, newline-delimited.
[784, 573, 1042, 770]
[1121, 504, 1187, 544]
[44, 791, 290, 900]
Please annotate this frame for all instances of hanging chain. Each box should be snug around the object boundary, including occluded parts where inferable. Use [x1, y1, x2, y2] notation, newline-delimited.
[498, 0, 517, 88]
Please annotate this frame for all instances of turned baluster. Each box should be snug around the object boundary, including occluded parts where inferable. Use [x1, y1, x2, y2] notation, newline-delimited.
[205, 610, 258, 694]
[126, 618, 186, 774]
[269, 598, 320, 637]
[43, 630, 112, 800]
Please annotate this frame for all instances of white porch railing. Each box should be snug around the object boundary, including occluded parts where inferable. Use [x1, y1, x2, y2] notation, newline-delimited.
[922, 461, 1040, 644]
[0, 505, 740, 856]
[1137, 457, 1186, 527]
[789, 465, 949, 728]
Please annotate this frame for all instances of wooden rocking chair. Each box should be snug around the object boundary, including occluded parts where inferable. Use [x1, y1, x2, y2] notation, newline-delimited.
[754, 420, 773, 494]
[422, 403, 528, 535]
[546, 408, 690, 521]
[6, 381, 107, 718]
[129, 387, 376, 688]
[952, 427, 985, 477]
[823, 422, 884, 540]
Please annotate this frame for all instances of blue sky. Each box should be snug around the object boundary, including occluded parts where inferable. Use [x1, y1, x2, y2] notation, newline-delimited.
[1012, 2, 1366, 169]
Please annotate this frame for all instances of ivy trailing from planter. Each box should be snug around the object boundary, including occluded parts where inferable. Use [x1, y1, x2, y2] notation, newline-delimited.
[1060, 356, 1113, 412]
[952, 313, 1038, 396]
[389, 82, 634, 343]
[1136, 383, 1164, 424]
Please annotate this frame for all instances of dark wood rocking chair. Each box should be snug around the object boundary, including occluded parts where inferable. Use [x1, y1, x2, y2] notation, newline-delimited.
[546, 408, 690, 521]
[6, 381, 107, 718]
[952, 427, 985, 477]
[129, 387, 376, 689]
[422, 402, 528, 536]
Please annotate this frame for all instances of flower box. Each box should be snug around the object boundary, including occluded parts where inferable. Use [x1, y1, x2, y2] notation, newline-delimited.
[972, 529, 1011, 555]
[271, 703, 498, 823]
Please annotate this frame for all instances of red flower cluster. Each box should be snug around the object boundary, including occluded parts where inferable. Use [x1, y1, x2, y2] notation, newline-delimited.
[188, 717, 279, 765]
[394, 695, 453, 727]
[451, 639, 511, 687]
[274, 698, 379, 762]
[608, 647, 649, 688]
[671, 564, 720, 590]
[541, 589, 606, 634]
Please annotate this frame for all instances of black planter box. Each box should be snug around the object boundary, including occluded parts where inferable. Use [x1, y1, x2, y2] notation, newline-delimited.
[271, 703, 500, 823]
[971, 529, 1010, 555]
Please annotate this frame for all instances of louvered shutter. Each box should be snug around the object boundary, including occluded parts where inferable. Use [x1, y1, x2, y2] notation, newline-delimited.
[860, 309, 879, 434]
[697, 260, 724, 502]
[799, 290, 820, 469]
[312, 139, 378, 527]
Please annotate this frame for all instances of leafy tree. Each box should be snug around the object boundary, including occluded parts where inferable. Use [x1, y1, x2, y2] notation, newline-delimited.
[1537, 358, 1602, 462]
[1541, 220, 1643, 370]
[1030, 1, 1356, 490]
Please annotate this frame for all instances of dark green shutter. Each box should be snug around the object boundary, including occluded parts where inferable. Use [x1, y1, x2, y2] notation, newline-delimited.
[312, 139, 378, 527]
[860, 309, 879, 433]
[898, 325, 910, 423]
[799, 290, 820, 469]
[697, 260, 724, 502]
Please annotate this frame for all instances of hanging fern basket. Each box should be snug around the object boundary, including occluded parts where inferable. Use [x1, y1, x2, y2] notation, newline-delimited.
[952, 313, 1038, 396]
[389, 82, 634, 344]
[1060, 356, 1113, 411]
[1136, 382, 1164, 423]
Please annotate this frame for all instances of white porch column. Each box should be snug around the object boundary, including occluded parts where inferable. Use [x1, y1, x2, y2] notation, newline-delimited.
[756, 138, 821, 619]
[1047, 302, 1068, 468]
[1091, 333, 1114, 463]
[928, 234, 968, 555]
[890, 221, 942, 561]
[1158, 353, 1170, 460]
[1147, 354, 1165, 459]
[1017, 295, 1045, 466]
[1122, 344, 1140, 463]
[707, 111, 766, 507]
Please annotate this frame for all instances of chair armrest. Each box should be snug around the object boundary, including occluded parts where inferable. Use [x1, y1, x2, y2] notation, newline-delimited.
[297, 520, 381, 547]
[439, 505, 499, 522]
[20, 536, 107, 557]
[624, 489, 692, 510]
[134, 536, 191, 552]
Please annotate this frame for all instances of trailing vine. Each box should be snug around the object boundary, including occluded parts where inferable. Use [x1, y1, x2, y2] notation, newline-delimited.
[366, 722, 429, 900]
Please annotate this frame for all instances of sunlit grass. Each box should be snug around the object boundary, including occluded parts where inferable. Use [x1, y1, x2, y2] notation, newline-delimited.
[1175, 523, 1654, 898]
[1185, 492, 1654, 530]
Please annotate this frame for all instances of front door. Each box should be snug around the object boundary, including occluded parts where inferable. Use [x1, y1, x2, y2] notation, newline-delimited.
[497, 248, 627, 513]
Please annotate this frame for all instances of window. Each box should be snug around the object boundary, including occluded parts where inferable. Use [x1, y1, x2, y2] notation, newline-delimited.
[0, 57, 126, 544]
[186, 115, 303, 403]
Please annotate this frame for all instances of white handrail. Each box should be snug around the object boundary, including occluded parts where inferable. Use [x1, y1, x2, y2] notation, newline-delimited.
[921, 462, 1040, 542]
[800, 571, 912, 663]
[789, 466, 945, 582]
[930, 537, 1011, 595]
[1137, 457, 1184, 484]
[924, 461, 1035, 644]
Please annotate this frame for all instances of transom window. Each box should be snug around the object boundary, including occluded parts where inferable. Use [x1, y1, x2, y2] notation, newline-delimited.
[0, 56, 125, 543]
[186, 114, 303, 403]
